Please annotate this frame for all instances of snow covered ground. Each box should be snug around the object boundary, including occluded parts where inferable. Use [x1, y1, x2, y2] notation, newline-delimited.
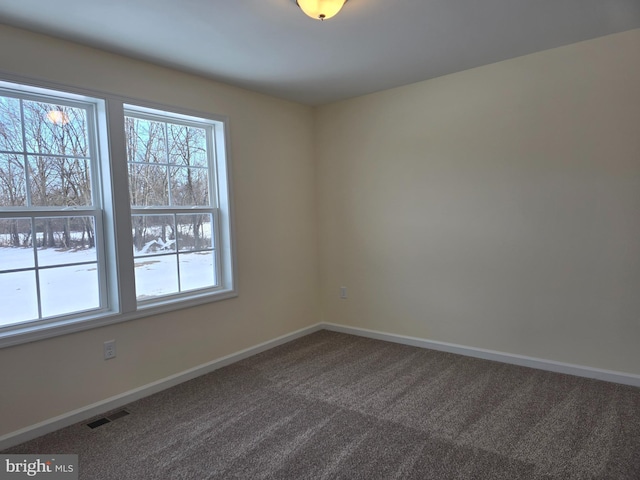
[0, 247, 215, 328]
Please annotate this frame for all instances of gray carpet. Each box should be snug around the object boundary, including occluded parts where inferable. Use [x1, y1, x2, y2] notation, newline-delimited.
[4, 330, 640, 479]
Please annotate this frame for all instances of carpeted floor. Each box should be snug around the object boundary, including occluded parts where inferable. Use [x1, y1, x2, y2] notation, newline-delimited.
[4, 330, 640, 479]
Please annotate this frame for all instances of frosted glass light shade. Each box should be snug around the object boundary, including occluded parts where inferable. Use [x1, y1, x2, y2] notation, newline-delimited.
[296, 0, 347, 20]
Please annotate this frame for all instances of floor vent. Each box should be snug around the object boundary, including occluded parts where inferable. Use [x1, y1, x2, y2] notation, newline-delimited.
[86, 409, 130, 429]
[86, 418, 110, 429]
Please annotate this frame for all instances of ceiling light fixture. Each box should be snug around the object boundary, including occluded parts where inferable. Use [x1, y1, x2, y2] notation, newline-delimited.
[296, 0, 348, 21]
[46, 109, 70, 125]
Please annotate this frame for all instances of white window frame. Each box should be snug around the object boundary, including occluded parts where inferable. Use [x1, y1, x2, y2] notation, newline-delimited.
[0, 75, 237, 348]
[0, 86, 109, 322]
[123, 103, 232, 306]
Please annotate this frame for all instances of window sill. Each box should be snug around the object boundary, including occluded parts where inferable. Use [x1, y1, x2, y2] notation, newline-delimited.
[0, 288, 238, 349]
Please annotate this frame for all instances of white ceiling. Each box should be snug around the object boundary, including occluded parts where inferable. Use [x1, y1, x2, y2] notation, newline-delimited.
[1, 0, 639, 105]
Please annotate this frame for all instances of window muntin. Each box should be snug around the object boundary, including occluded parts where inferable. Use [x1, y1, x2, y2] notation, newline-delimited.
[0, 88, 105, 328]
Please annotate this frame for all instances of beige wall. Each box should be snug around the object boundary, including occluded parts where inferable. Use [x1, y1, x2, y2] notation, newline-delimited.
[0, 25, 319, 436]
[317, 30, 640, 374]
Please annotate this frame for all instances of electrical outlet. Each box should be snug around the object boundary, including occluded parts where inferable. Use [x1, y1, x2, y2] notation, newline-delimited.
[340, 286, 347, 299]
[104, 340, 116, 360]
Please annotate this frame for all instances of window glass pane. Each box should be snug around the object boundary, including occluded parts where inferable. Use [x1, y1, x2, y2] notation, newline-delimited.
[170, 166, 209, 206]
[0, 154, 26, 207]
[40, 264, 99, 318]
[28, 156, 92, 207]
[0, 96, 23, 152]
[179, 251, 216, 291]
[168, 124, 207, 167]
[177, 214, 213, 251]
[35, 216, 96, 267]
[124, 116, 167, 163]
[0, 218, 34, 270]
[128, 164, 169, 206]
[132, 214, 176, 256]
[134, 254, 179, 300]
[0, 270, 38, 326]
[23, 101, 88, 156]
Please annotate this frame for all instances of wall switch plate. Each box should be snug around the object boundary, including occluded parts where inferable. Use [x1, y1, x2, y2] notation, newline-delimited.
[340, 287, 347, 299]
[104, 340, 116, 360]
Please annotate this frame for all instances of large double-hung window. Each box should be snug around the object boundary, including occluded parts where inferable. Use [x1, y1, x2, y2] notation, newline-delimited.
[125, 107, 221, 300]
[0, 88, 105, 324]
[0, 80, 235, 346]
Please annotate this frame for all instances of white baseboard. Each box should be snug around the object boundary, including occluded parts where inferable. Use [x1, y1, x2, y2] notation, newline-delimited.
[0, 323, 323, 451]
[322, 323, 640, 388]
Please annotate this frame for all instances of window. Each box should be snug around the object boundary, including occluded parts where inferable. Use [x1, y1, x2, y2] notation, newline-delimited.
[0, 80, 235, 346]
[124, 107, 222, 301]
[0, 88, 106, 325]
